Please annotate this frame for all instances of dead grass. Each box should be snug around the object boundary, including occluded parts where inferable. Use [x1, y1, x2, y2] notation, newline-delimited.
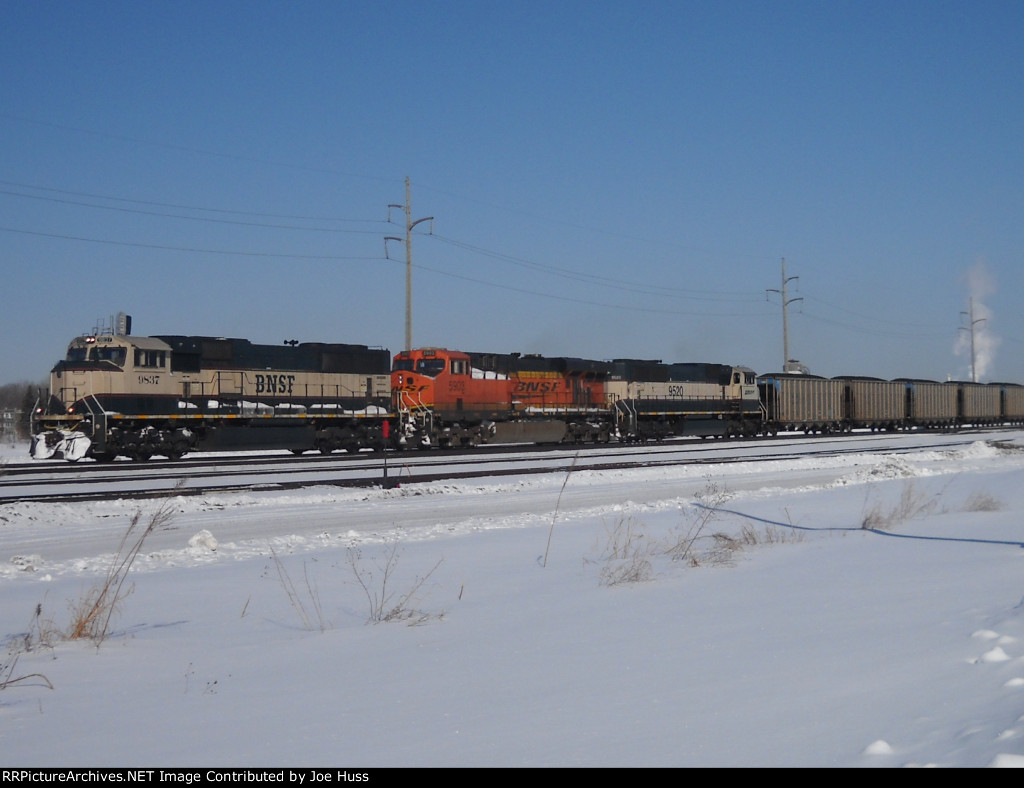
[543, 451, 580, 568]
[66, 493, 177, 645]
[348, 541, 444, 624]
[664, 478, 733, 565]
[270, 549, 328, 631]
[964, 491, 1004, 512]
[592, 517, 656, 586]
[1, 604, 56, 694]
[861, 480, 944, 531]
[0, 653, 53, 693]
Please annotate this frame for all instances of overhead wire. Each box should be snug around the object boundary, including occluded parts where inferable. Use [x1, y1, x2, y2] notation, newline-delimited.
[0, 183, 387, 233]
[399, 256, 768, 318]
[425, 232, 764, 303]
[0, 226, 382, 261]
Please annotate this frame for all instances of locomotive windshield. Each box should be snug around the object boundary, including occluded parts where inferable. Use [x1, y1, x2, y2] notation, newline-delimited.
[67, 345, 127, 366]
[415, 359, 446, 377]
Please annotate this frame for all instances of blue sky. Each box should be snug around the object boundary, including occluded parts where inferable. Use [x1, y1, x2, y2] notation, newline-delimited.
[2, 0, 1021, 383]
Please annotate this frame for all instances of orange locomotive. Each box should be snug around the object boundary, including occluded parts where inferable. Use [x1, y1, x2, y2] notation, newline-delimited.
[392, 348, 614, 447]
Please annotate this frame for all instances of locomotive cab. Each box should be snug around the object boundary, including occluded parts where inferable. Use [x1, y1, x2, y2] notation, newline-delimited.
[50, 334, 172, 416]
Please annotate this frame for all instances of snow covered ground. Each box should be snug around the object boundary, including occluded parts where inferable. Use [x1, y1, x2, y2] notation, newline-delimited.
[1, 433, 1024, 767]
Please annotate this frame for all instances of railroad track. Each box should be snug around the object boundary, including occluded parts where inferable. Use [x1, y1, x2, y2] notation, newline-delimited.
[1, 429, 1012, 505]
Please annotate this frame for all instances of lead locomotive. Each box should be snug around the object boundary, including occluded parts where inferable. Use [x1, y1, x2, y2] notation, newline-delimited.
[32, 326, 392, 461]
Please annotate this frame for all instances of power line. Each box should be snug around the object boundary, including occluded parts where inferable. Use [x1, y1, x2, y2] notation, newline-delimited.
[0, 179, 384, 221]
[394, 257, 767, 318]
[0, 188, 384, 233]
[427, 233, 764, 302]
[0, 112, 399, 185]
[0, 226, 383, 260]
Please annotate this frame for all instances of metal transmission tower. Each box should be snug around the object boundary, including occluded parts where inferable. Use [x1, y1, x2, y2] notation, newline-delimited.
[959, 296, 986, 383]
[386, 177, 434, 352]
[766, 258, 803, 372]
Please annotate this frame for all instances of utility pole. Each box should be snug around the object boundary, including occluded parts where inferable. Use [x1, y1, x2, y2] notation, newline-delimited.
[386, 177, 433, 352]
[959, 296, 986, 383]
[766, 258, 802, 372]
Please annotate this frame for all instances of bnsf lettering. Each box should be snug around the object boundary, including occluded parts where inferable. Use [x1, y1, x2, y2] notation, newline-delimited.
[254, 374, 295, 395]
[515, 381, 561, 394]
[138, 374, 160, 385]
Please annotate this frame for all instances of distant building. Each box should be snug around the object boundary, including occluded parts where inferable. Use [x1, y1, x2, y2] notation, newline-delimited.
[2, 408, 23, 440]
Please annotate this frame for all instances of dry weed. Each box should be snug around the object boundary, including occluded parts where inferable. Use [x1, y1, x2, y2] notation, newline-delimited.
[665, 478, 733, 564]
[67, 493, 177, 644]
[861, 481, 943, 530]
[1, 604, 56, 694]
[270, 549, 328, 631]
[593, 517, 656, 586]
[348, 541, 444, 624]
[964, 491, 1004, 512]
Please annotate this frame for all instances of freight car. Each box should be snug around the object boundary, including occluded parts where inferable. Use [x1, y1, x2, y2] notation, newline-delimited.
[837, 377, 906, 431]
[758, 374, 1015, 433]
[757, 374, 843, 434]
[901, 379, 958, 429]
[391, 347, 760, 448]
[999, 383, 1024, 423]
[31, 328, 392, 461]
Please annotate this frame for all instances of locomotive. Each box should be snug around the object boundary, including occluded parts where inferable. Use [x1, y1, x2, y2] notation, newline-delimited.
[31, 328, 392, 461]
[30, 319, 1024, 462]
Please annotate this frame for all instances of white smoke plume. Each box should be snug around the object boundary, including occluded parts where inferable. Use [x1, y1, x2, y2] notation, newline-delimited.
[954, 260, 1000, 381]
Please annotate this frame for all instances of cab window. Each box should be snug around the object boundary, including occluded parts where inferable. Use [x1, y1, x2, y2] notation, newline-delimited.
[134, 349, 166, 368]
[415, 359, 446, 377]
[94, 346, 127, 366]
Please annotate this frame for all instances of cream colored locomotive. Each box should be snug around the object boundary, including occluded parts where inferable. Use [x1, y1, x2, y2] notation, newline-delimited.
[32, 328, 392, 461]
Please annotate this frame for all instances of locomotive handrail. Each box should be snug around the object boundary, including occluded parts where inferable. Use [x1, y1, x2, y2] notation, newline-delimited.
[397, 390, 433, 438]
[618, 398, 638, 435]
[78, 395, 109, 451]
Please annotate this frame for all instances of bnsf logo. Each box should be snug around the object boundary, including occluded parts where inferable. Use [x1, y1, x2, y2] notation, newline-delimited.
[515, 381, 561, 394]
[254, 374, 295, 395]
